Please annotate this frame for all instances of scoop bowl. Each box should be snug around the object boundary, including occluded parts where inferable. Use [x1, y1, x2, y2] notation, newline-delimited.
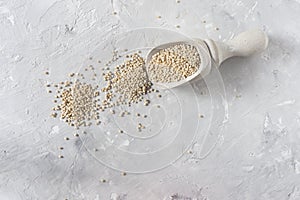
[145, 29, 269, 89]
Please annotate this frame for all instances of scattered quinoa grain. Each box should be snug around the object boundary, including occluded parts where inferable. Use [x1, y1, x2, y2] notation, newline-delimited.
[100, 179, 106, 183]
[144, 99, 150, 106]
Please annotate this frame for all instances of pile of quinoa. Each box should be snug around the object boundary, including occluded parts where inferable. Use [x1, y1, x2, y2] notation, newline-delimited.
[101, 53, 152, 105]
[147, 43, 201, 83]
[50, 79, 100, 129]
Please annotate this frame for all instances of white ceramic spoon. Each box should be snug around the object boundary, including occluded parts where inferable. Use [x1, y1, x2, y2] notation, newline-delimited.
[146, 29, 269, 89]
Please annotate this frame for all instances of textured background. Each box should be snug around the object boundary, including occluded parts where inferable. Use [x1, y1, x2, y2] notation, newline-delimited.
[1, 0, 300, 199]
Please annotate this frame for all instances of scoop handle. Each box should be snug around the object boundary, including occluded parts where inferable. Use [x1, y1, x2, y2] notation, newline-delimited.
[204, 29, 269, 66]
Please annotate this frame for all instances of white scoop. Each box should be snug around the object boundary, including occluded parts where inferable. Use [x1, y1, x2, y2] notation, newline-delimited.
[146, 29, 269, 89]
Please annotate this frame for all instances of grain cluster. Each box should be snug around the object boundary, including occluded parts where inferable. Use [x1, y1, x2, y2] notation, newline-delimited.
[102, 53, 152, 105]
[148, 44, 201, 83]
[51, 80, 100, 128]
